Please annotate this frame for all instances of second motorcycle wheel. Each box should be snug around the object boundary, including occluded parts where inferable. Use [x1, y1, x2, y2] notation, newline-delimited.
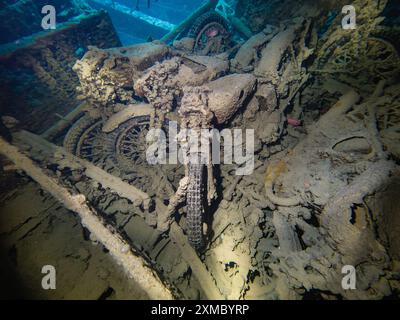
[187, 11, 231, 55]
[63, 114, 105, 162]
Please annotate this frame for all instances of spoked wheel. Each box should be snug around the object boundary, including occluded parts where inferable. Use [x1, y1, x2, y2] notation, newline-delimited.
[113, 116, 151, 171]
[318, 36, 399, 78]
[187, 11, 231, 55]
[364, 37, 399, 77]
[63, 115, 106, 162]
[106, 116, 184, 198]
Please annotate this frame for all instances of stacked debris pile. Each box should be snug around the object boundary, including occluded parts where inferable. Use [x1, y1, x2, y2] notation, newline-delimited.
[0, 11, 120, 134]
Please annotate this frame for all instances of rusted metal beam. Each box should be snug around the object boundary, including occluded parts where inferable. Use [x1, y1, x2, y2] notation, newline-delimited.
[169, 222, 224, 300]
[41, 103, 87, 141]
[0, 136, 174, 300]
[15, 130, 151, 208]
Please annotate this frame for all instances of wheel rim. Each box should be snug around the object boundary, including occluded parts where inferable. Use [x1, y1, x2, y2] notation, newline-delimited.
[116, 117, 150, 168]
[194, 21, 229, 54]
[76, 120, 105, 162]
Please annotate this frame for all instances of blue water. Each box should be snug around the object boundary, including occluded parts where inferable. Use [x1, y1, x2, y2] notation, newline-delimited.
[88, 0, 205, 45]
[0, 0, 205, 46]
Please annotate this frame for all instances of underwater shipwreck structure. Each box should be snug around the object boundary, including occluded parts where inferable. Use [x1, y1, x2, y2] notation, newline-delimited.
[0, 0, 400, 300]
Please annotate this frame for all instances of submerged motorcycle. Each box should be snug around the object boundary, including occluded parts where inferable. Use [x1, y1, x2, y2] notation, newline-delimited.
[63, 4, 255, 249]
